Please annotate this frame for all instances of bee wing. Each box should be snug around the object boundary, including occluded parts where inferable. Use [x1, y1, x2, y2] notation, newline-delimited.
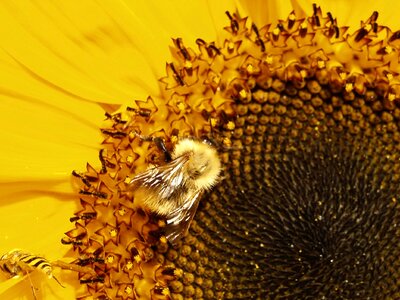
[164, 190, 202, 245]
[128, 155, 189, 199]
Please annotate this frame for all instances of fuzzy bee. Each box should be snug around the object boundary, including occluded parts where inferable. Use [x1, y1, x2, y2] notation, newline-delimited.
[129, 138, 221, 245]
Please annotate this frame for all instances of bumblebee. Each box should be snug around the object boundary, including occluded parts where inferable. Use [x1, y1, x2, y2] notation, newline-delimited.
[129, 138, 221, 244]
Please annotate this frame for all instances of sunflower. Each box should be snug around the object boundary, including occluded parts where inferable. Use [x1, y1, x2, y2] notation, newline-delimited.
[1, 0, 400, 299]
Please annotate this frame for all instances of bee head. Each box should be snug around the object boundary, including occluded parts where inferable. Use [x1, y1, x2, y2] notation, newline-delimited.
[173, 139, 221, 190]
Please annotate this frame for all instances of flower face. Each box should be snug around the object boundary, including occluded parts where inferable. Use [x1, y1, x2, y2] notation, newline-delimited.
[2, 1, 400, 299]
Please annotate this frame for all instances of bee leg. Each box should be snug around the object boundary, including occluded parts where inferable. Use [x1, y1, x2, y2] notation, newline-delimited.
[25, 272, 38, 300]
[52, 275, 65, 288]
[133, 132, 172, 162]
[153, 137, 172, 162]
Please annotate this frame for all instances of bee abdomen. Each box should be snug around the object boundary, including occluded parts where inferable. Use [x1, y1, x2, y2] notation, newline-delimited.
[19, 254, 52, 274]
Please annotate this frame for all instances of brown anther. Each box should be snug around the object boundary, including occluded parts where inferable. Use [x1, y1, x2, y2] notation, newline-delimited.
[355, 28, 369, 42]
[299, 22, 307, 38]
[225, 11, 239, 34]
[79, 190, 108, 199]
[104, 112, 127, 124]
[99, 149, 107, 174]
[61, 237, 83, 246]
[72, 170, 92, 187]
[77, 257, 104, 266]
[70, 212, 97, 222]
[174, 38, 191, 61]
[251, 23, 265, 52]
[369, 11, 379, 23]
[312, 4, 320, 27]
[169, 63, 184, 86]
[277, 23, 285, 33]
[100, 129, 127, 138]
[288, 12, 296, 29]
[154, 285, 170, 295]
[126, 106, 152, 117]
[327, 12, 334, 24]
[389, 30, 400, 42]
[80, 276, 105, 284]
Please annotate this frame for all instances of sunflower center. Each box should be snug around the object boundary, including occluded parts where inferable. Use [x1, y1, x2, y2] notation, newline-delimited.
[164, 76, 400, 299]
[66, 6, 400, 300]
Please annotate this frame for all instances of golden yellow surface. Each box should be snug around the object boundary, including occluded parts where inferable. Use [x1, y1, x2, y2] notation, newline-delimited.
[0, 0, 399, 299]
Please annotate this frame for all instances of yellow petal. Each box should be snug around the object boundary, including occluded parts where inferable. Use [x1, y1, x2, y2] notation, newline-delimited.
[0, 96, 103, 181]
[294, 0, 400, 30]
[237, 0, 304, 25]
[0, 1, 238, 107]
[0, 1, 157, 104]
[0, 195, 77, 299]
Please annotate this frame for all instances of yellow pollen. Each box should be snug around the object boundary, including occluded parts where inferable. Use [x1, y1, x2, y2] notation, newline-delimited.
[174, 268, 184, 277]
[125, 286, 133, 294]
[211, 75, 220, 85]
[134, 255, 141, 263]
[162, 287, 170, 295]
[128, 131, 136, 140]
[184, 61, 192, 69]
[118, 207, 126, 216]
[109, 229, 118, 237]
[126, 155, 134, 164]
[177, 102, 186, 112]
[227, 121, 235, 130]
[385, 46, 393, 54]
[246, 64, 255, 74]
[125, 261, 133, 270]
[106, 255, 114, 263]
[317, 60, 325, 69]
[272, 27, 280, 36]
[223, 137, 232, 147]
[388, 93, 396, 101]
[210, 118, 218, 128]
[345, 83, 353, 92]
[339, 72, 347, 80]
[239, 89, 248, 100]
[170, 135, 179, 144]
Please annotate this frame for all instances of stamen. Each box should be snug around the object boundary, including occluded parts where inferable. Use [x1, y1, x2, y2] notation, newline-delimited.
[225, 11, 239, 34]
